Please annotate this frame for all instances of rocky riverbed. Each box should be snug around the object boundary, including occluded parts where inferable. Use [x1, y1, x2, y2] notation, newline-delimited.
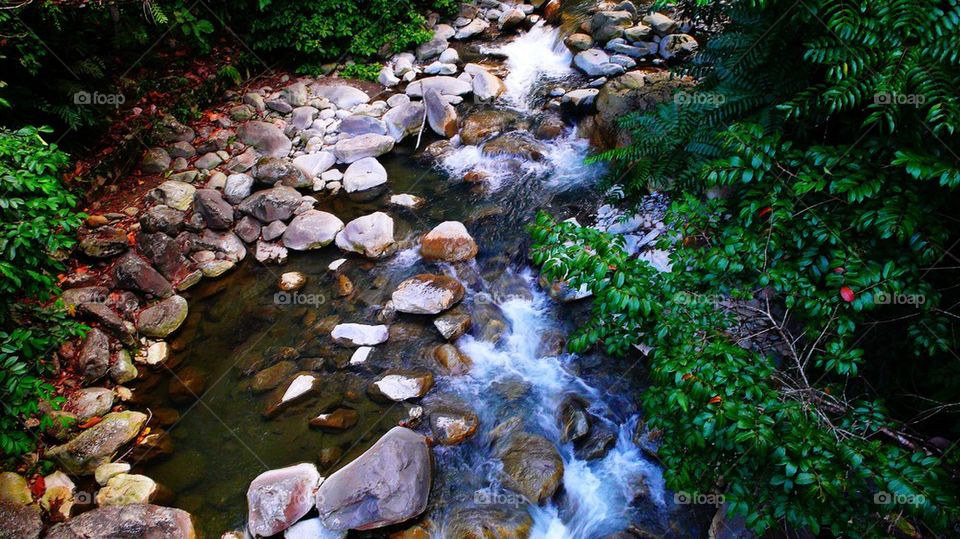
[0, 1, 751, 538]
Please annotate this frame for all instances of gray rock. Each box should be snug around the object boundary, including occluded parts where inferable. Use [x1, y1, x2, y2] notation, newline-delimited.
[334, 212, 396, 258]
[331, 323, 389, 347]
[499, 8, 526, 31]
[405, 76, 473, 98]
[45, 504, 195, 538]
[238, 185, 303, 222]
[194, 152, 222, 170]
[225, 147, 259, 172]
[315, 427, 431, 530]
[45, 411, 147, 474]
[574, 49, 612, 77]
[343, 157, 390, 193]
[416, 37, 449, 61]
[464, 63, 506, 103]
[454, 17, 489, 39]
[140, 206, 184, 235]
[643, 12, 677, 35]
[333, 133, 395, 163]
[282, 210, 345, 250]
[153, 115, 195, 143]
[378, 66, 400, 87]
[383, 102, 426, 141]
[293, 153, 336, 183]
[266, 99, 294, 114]
[77, 328, 110, 382]
[78, 226, 128, 258]
[291, 106, 319, 131]
[238, 121, 293, 158]
[495, 431, 563, 504]
[142, 148, 171, 174]
[282, 81, 309, 107]
[224, 173, 255, 204]
[313, 85, 370, 109]
[0, 502, 41, 539]
[438, 47, 460, 64]
[194, 189, 234, 230]
[590, 10, 633, 41]
[235, 215, 261, 243]
[247, 463, 322, 537]
[659, 33, 698, 60]
[425, 61, 458, 75]
[113, 252, 174, 298]
[392, 274, 465, 314]
[154, 180, 196, 211]
[425, 87, 458, 137]
[339, 115, 387, 136]
[137, 295, 188, 338]
[77, 302, 136, 346]
[253, 156, 310, 188]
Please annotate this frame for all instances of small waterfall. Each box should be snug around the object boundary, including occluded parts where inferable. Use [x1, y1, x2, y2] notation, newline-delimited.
[495, 23, 575, 110]
[442, 272, 666, 538]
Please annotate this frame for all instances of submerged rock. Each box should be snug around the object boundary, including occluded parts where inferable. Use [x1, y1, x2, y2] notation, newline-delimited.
[315, 427, 432, 530]
[494, 432, 563, 505]
[443, 505, 533, 539]
[429, 407, 479, 445]
[247, 463, 323, 537]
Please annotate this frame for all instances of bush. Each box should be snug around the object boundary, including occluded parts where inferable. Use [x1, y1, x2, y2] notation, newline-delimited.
[250, 0, 456, 74]
[340, 63, 384, 82]
[0, 126, 86, 457]
[532, 0, 960, 534]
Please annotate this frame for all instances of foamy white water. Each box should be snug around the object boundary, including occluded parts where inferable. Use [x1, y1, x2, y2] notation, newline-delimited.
[442, 272, 665, 538]
[494, 23, 574, 110]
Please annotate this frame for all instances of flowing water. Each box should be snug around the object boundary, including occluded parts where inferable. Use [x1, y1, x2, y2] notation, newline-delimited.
[138, 22, 701, 538]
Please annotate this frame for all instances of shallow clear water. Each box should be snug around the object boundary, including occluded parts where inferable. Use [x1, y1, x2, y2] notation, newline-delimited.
[135, 22, 702, 539]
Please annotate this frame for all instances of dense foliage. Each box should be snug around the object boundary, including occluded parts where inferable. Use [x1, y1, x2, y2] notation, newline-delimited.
[0, 126, 86, 456]
[250, 0, 457, 74]
[532, 0, 960, 535]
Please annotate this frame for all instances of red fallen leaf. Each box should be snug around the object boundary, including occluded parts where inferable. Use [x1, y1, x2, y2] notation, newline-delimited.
[833, 267, 845, 274]
[840, 286, 856, 303]
[682, 373, 694, 381]
[758, 206, 772, 218]
[30, 476, 45, 497]
[708, 396, 722, 405]
[127, 231, 136, 245]
[78, 416, 102, 429]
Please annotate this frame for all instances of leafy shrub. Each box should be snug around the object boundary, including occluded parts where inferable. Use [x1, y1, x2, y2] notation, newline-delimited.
[250, 0, 456, 72]
[340, 63, 384, 82]
[0, 126, 86, 457]
[533, 0, 960, 534]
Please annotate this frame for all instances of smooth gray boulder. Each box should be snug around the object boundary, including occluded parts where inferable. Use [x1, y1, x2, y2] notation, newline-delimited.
[405, 76, 473, 98]
[334, 134, 395, 163]
[239, 121, 292, 158]
[282, 210, 345, 250]
[315, 427, 432, 530]
[247, 463, 322, 537]
[313, 85, 370, 109]
[335, 212, 396, 258]
[342, 157, 388, 193]
[238, 185, 303, 222]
